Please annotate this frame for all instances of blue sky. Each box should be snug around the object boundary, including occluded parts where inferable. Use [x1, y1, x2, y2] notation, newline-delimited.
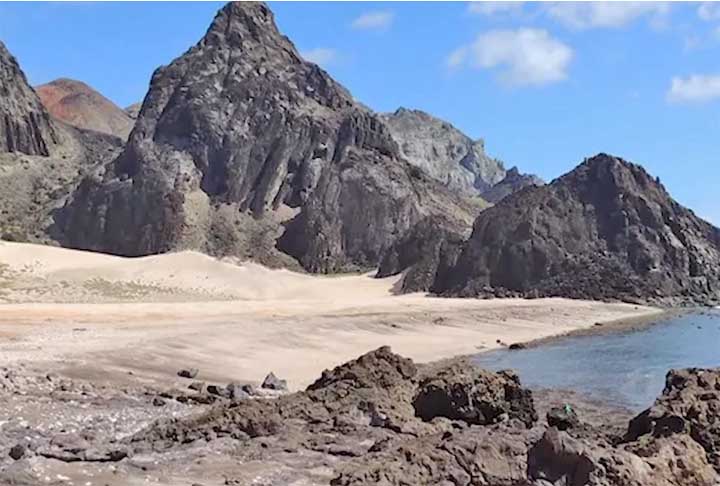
[1, 2, 718, 223]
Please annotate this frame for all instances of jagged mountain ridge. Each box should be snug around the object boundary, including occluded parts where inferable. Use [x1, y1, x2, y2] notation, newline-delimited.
[57, 2, 480, 272]
[429, 154, 720, 305]
[380, 108, 505, 193]
[36, 78, 135, 139]
[380, 108, 542, 201]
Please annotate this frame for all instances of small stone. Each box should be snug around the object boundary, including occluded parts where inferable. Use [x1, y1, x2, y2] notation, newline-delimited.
[261, 372, 288, 391]
[206, 385, 229, 398]
[188, 381, 205, 392]
[178, 368, 199, 379]
[508, 342, 526, 350]
[226, 383, 250, 400]
[547, 404, 580, 431]
[9, 444, 25, 460]
[152, 397, 166, 407]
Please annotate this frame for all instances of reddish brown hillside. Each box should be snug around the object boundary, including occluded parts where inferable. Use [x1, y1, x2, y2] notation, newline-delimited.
[35, 78, 133, 139]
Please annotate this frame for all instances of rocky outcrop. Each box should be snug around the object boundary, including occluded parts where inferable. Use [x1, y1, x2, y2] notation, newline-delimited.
[376, 216, 467, 292]
[57, 2, 477, 272]
[481, 165, 544, 203]
[434, 154, 720, 306]
[35, 78, 134, 139]
[0, 42, 122, 244]
[0, 41, 57, 156]
[380, 107, 506, 194]
[413, 364, 537, 427]
[626, 368, 720, 472]
[126, 348, 720, 486]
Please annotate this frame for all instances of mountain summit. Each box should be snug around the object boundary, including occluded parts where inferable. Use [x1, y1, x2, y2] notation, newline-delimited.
[58, 1, 478, 271]
[35, 78, 134, 139]
[432, 154, 720, 305]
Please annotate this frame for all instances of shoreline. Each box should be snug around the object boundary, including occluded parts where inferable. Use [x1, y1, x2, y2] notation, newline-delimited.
[519, 305, 682, 349]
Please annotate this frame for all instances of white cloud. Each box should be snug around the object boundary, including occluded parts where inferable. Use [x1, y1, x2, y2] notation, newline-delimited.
[545, 2, 670, 30]
[351, 11, 394, 30]
[667, 74, 720, 104]
[449, 28, 573, 86]
[468, 2, 523, 16]
[698, 2, 720, 21]
[301, 48, 338, 67]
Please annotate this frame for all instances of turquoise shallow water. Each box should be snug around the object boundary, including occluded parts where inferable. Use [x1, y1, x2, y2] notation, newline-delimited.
[473, 310, 720, 411]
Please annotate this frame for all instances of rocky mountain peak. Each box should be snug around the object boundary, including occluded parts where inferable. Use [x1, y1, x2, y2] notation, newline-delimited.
[201, 2, 298, 60]
[0, 41, 57, 156]
[59, 1, 476, 273]
[431, 153, 720, 305]
[380, 107, 506, 195]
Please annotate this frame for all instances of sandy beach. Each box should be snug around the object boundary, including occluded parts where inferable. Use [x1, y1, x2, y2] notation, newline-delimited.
[0, 241, 663, 389]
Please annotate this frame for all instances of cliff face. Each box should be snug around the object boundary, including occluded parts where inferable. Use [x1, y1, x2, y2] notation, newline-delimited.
[432, 154, 720, 306]
[0, 42, 58, 156]
[58, 2, 478, 271]
[36, 78, 134, 139]
[380, 108, 506, 194]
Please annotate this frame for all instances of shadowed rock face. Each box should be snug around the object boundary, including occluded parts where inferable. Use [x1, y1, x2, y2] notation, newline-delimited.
[0, 42, 57, 156]
[36, 78, 134, 139]
[376, 215, 467, 293]
[58, 2, 477, 271]
[433, 154, 720, 306]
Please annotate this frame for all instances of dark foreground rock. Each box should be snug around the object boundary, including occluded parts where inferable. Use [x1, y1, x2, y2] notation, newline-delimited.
[433, 154, 720, 306]
[121, 348, 720, 486]
[2, 350, 719, 486]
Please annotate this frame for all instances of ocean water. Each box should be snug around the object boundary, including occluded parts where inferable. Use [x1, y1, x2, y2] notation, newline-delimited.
[473, 309, 720, 411]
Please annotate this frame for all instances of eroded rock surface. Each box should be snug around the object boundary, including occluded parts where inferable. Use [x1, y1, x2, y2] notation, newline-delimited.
[58, 2, 478, 272]
[380, 107, 506, 194]
[0, 42, 57, 156]
[2, 349, 719, 485]
[434, 154, 720, 306]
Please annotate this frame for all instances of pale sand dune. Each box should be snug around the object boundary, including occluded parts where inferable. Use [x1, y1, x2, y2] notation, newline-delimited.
[0, 241, 398, 302]
[0, 241, 663, 389]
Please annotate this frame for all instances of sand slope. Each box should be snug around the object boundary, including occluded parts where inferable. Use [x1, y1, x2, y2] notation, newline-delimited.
[0, 241, 663, 389]
[0, 241, 398, 303]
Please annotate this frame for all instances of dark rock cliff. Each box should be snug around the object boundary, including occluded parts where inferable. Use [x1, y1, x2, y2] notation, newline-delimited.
[0, 41, 58, 156]
[433, 154, 720, 305]
[58, 2, 477, 271]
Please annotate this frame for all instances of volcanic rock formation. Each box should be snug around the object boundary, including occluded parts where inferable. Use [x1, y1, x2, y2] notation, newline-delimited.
[380, 107, 506, 194]
[0, 42, 122, 243]
[433, 154, 720, 305]
[36, 78, 135, 139]
[122, 347, 720, 486]
[58, 2, 479, 272]
[0, 42, 57, 156]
